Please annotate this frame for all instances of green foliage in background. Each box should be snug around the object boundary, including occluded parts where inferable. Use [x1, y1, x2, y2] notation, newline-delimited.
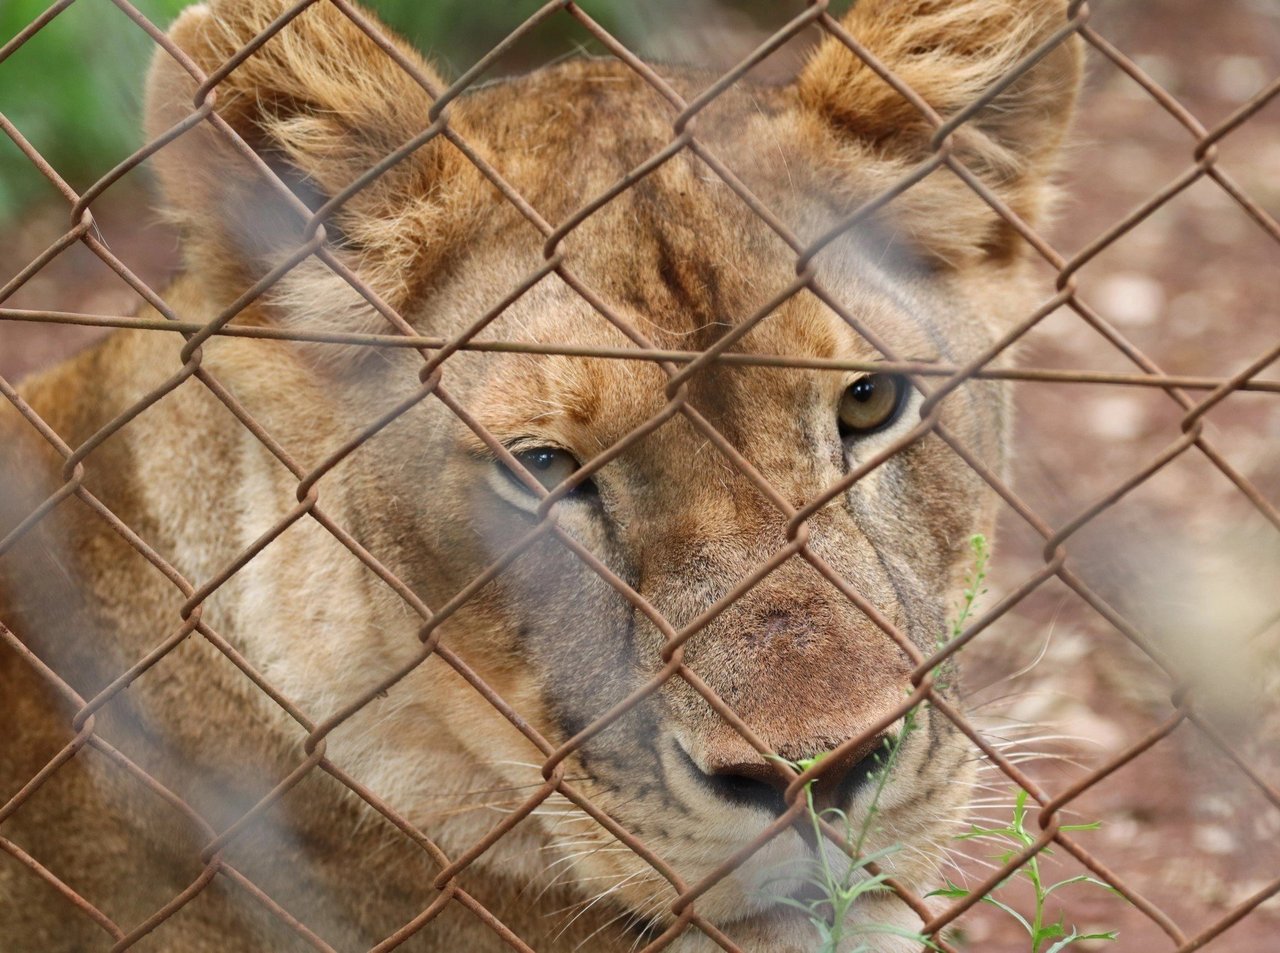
[2, 0, 826, 227]
[1, 0, 183, 220]
[0, 1, 605, 224]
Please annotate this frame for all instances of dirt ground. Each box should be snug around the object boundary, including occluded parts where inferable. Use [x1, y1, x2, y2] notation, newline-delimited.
[2, 1, 1278, 951]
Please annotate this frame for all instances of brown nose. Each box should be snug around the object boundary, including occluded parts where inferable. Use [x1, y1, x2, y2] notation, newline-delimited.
[685, 733, 891, 815]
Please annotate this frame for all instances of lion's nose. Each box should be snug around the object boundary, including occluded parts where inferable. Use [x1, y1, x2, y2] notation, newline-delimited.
[698, 758, 788, 815]
[684, 734, 890, 815]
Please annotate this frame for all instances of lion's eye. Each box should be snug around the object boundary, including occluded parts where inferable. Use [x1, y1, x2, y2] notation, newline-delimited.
[505, 447, 594, 497]
[838, 373, 908, 438]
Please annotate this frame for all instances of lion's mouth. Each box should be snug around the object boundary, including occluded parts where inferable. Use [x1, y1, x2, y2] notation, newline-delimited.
[674, 734, 893, 817]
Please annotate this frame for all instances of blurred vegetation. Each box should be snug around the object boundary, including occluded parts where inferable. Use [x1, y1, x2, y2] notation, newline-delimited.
[2, 0, 185, 222]
[0, 0, 829, 228]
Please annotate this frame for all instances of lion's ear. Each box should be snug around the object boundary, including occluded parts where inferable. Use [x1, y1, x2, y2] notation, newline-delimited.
[797, 0, 1082, 264]
[145, 0, 476, 337]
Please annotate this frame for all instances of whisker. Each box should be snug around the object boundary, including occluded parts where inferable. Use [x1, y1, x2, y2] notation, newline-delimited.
[552, 869, 656, 938]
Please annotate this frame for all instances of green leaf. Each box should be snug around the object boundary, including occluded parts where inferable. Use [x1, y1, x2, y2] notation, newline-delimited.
[1041, 929, 1117, 953]
[1013, 789, 1030, 828]
[979, 896, 1032, 935]
[819, 806, 853, 827]
[1043, 875, 1113, 898]
[1034, 913, 1066, 939]
[767, 895, 823, 916]
[925, 879, 970, 900]
[845, 924, 940, 950]
[1042, 929, 1081, 953]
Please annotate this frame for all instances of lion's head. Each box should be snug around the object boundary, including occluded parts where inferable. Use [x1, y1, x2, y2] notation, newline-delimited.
[139, 0, 1081, 946]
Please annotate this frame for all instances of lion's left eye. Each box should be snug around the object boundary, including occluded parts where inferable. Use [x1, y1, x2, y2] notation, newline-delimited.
[504, 447, 594, 497]
[838, 373, 908, 438]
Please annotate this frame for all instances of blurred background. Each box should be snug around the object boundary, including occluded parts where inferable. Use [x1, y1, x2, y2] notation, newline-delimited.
[2, 0, 1278, 950]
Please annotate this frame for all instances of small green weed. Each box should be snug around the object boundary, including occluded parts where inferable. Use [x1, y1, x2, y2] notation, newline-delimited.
[770, 742, 935, 953]
[928, 789, 1120, 953]
[949, 534, 990, 645]
[932, 534, 990, 693]
[762, 535, 995, 951]
[766, 532, 1120, 952]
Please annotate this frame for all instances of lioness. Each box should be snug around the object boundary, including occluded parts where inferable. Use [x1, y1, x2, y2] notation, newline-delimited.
[0, 0, 1081, 949]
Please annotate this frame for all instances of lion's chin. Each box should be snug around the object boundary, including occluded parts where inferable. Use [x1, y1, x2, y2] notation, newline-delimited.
[624, 903, 815, 953]
[622, 891, 920, 953]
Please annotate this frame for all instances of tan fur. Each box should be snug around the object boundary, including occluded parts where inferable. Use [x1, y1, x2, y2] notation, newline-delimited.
[0, 2, 1081, 950]
[800, 0, 1082, 262]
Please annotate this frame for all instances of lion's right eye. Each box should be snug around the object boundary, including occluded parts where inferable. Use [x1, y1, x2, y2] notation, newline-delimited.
[503, 447, 595, 498]
[838, 373, 908, 439]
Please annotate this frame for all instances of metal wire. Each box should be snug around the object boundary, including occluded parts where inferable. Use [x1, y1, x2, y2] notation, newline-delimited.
[0, 1, 1277, 951]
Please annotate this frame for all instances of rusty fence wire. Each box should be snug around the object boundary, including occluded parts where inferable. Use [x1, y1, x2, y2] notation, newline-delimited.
[1, 0, 1278, 951]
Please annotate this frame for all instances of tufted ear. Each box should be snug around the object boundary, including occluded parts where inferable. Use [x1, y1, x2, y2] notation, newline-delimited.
[798, 0, 1083, 265]
[145, 0, 479, 343]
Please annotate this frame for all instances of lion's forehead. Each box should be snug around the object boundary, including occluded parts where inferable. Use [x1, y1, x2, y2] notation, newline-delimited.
[456, 58, 806, 220]
[470, 262, 942, 442]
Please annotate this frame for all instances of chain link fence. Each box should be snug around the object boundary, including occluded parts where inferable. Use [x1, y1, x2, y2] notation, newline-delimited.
[1, 0, 1278, 951]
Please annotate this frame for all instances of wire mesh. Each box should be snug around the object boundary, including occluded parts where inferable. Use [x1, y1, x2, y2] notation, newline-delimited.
[1, 1, 1277, 951]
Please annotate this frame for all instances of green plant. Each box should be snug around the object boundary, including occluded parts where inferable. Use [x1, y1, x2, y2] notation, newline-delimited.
[928, 789, 1120, 953]
[950, 534, 990, 643]
[771, 740, 935, 953]
[932, 533, 990, 693]
[761, 533, 996, 951]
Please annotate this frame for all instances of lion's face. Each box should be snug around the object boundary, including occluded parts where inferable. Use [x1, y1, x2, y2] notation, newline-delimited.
[355, 157, 1004, 936]
[137, 0, 1081, 945]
